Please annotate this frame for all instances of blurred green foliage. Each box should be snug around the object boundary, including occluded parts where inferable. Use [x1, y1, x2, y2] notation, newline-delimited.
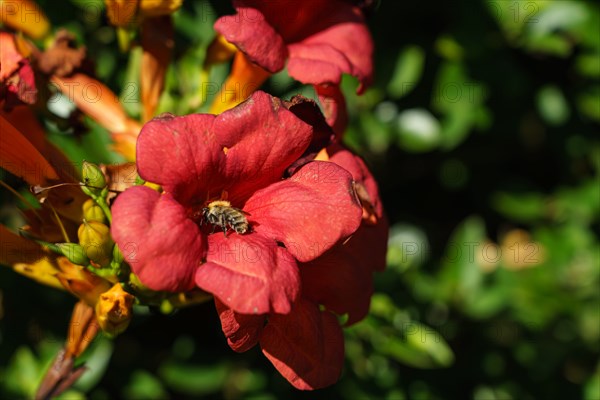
[1, 0, 599, 399]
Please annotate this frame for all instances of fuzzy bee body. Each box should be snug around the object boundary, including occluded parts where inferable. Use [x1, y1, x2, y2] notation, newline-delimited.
[202, 200, 249, 235]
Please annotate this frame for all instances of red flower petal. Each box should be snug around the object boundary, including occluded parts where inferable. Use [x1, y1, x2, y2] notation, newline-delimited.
[0, 32, 22, 81]
[218, 0, 373, 91]
[315, 85, 348, 138]
[215, 298, 265, 353]
[214, 6, 287, 73]
[135, 112, 223, 204]
[196, 233, 300, 315]
[301, 218, 389, 325]
[111, 186, 205, 292]
[213, 91, 313, 204]
[287, 43, 350, 86]
[136, 92, 313, 205]
[260, 298, 344, 390]
[328, 144, 384, 218]
[288, 13, 373, 92]
[244, 161, 362, 262]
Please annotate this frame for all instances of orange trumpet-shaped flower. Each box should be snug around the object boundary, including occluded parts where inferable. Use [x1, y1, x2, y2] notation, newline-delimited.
[0, 225, 112, 304]
[105, 0, 182, 27]
[140, 16, 173, 122]
[1, 107, 86, 230]
[51, 73, 141, 160]
[36, 301, 100, 400]
[208, 51, 270, 115]
[55, 257, 113, 307]
[0, 114, 59, 185]
[51, 73, 130, 133]
[0, 0, 50, 39]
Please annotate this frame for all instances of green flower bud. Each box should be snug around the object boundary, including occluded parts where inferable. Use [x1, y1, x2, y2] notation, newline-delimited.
[78, 220, 114, 267]
[55, 243, 90, 266]
[112, 244, 124, 264]
[82, 199, 106, 223]
[82, 161, 106, 196]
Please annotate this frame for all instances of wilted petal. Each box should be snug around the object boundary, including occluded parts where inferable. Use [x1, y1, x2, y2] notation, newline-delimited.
[244, 161, 362, 262]
[36, 30, 86, 77]
[215, 298, 265, 352]
[111, 186, 205, 292]
[260, 298, 344, 390]
[196, 233, 299, 315]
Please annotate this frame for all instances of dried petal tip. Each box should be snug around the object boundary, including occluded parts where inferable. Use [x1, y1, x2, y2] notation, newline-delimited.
[95, 283, 135, 336]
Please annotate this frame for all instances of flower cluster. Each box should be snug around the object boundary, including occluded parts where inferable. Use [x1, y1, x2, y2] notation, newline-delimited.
[210, 0, 373, 134]
[112, 91, 386, 388]
[0, 0, 386, 393]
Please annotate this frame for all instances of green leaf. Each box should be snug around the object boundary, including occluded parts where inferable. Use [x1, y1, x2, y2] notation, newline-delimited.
[437, 216, 487, 304]
[122, 370, 168, 400]
[536, 85, 570, 126]
[379, 322, 455, 368]
[491, 192, 547, 222]
[159, 362, 228, 395]
[387, 46, 425, 99]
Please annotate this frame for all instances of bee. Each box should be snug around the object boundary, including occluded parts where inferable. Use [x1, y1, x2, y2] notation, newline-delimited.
[202, 200, 250, 236]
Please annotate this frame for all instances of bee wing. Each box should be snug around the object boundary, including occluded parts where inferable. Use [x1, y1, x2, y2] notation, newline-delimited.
[233, 207, 251, 216]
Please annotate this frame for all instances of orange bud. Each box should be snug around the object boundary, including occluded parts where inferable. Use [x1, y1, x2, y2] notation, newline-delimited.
[95, 283, 135, 336]
[0, 0, 50, 40]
